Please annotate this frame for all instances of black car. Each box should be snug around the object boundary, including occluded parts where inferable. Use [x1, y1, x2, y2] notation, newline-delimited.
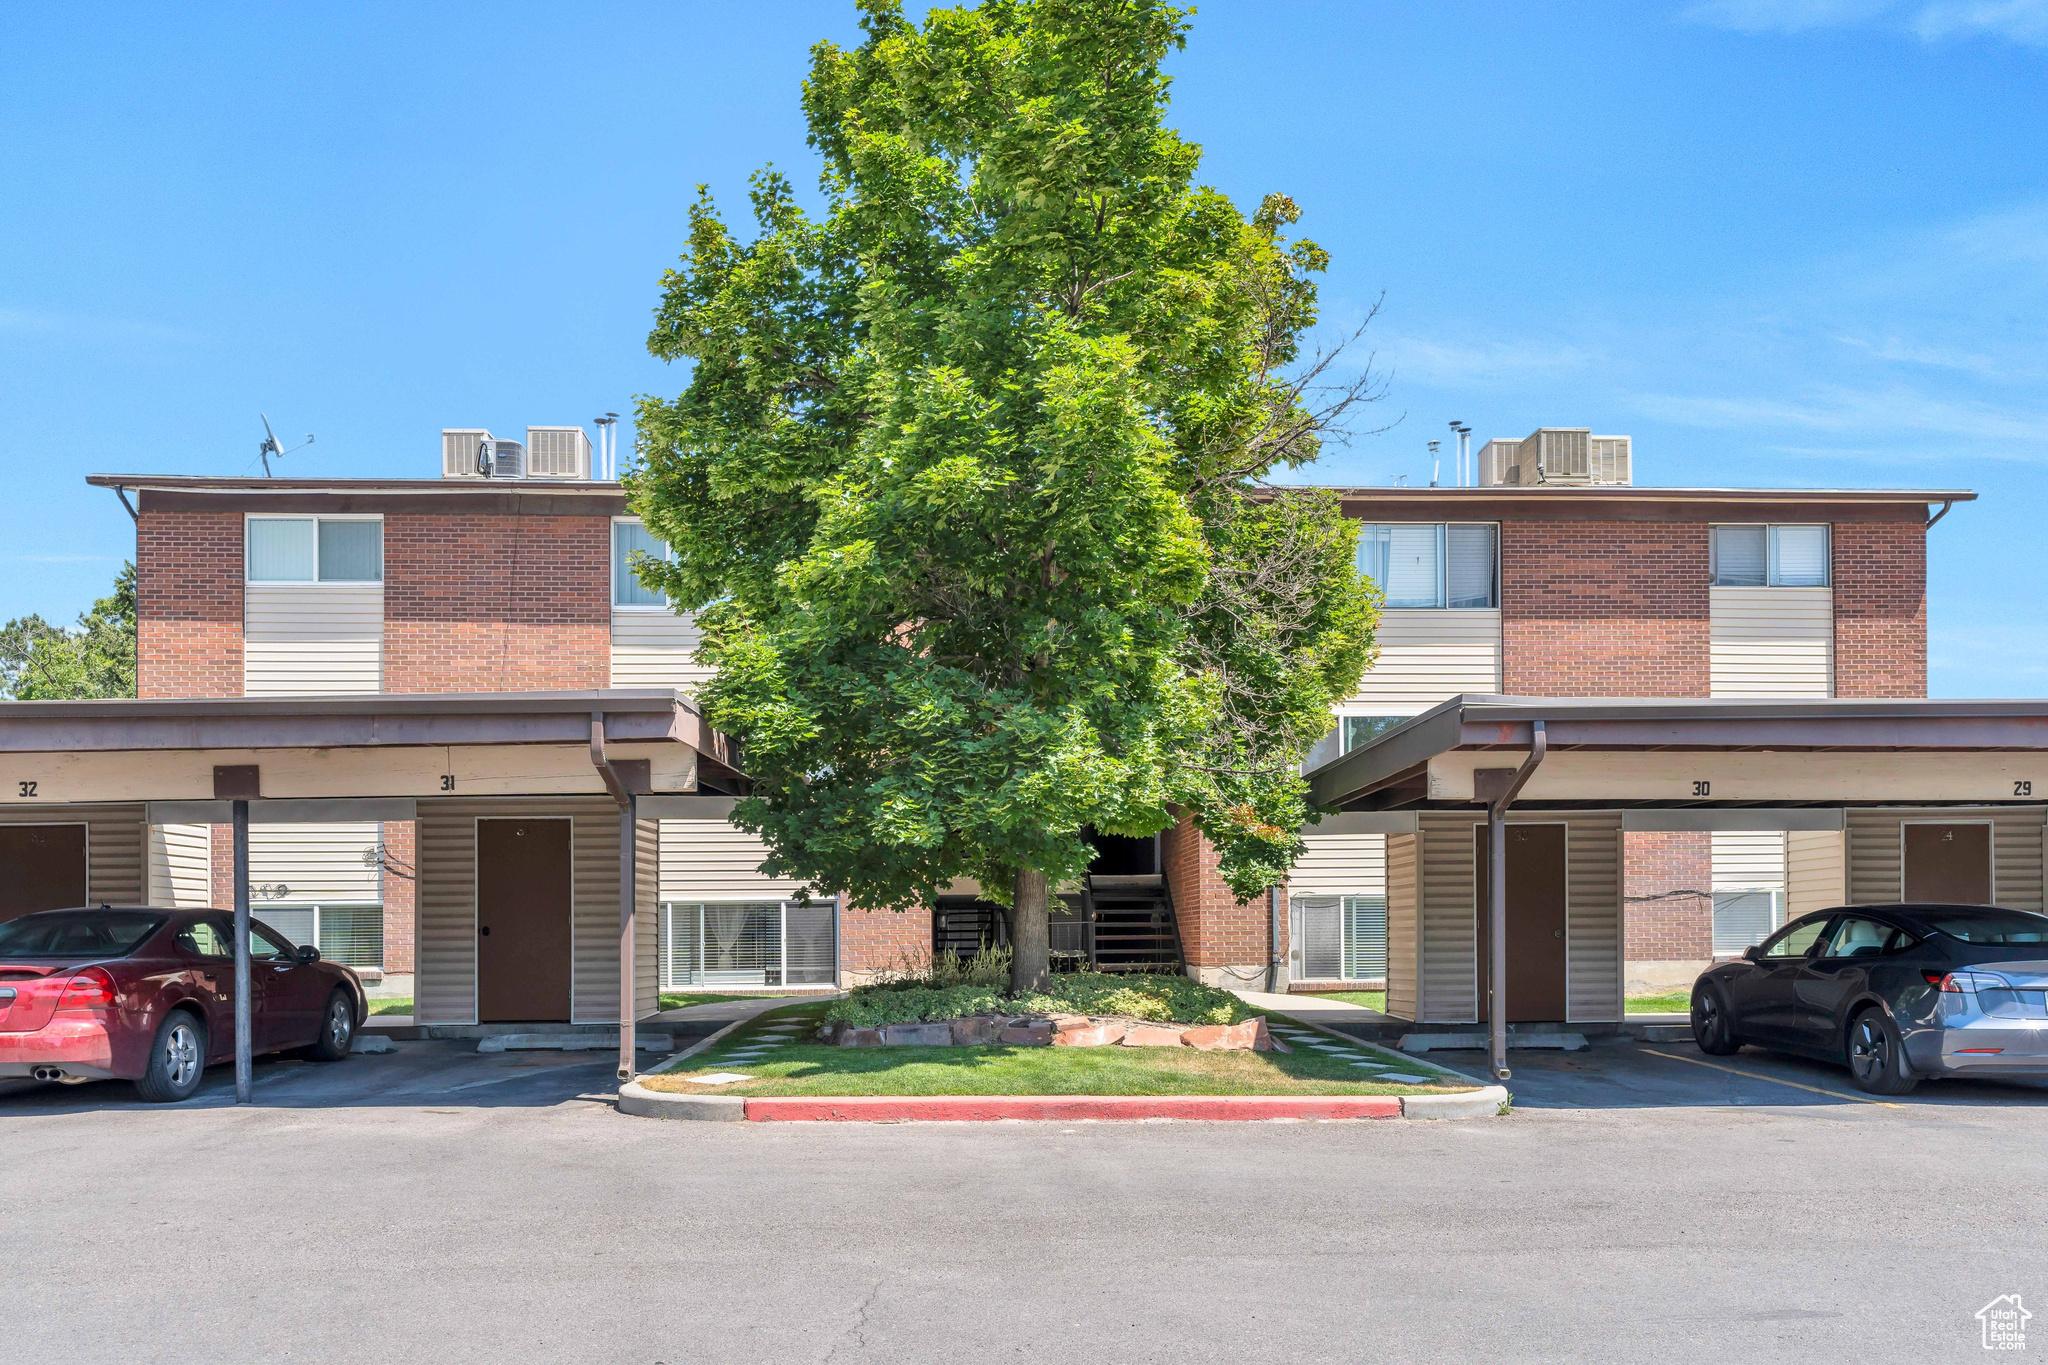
[1691, 903, 2048, 1095]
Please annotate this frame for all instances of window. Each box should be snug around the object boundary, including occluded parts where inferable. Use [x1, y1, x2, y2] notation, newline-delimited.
[1356, 523, 1497, 609]
[1343, 716, 1407, 752]
[613, 519, 671, 607]
[1711, 525, 1829, 587]
[1758, 916, 1830, 961]
[1711, 891, 1781, 955]
[175, 919, 233, 959]
[246, 517, 382, 583]
[1293, 894, 1387, 981]
[659, 900, 836, 987]
[257, 906, 385, 968]
[1817, 916, 1894, 959]
[0, 910, 163, 957]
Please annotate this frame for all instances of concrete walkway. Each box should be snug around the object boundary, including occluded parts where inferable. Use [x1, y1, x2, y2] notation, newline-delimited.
[643, 993, 838, 1029]
[1231, 989, 1396, 1034]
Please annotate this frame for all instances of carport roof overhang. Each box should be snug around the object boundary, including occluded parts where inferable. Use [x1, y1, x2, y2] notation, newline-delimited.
[1307, 695, 2048, 812]
[0, 689, 745, 805]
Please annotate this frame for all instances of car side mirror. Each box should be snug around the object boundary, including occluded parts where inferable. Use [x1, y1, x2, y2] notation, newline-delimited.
[1742, 945, 1765, 963]
[296, 944, 321, 964]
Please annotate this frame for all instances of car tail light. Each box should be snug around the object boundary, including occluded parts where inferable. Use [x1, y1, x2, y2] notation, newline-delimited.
[56, 968, 117, 1011]
[1924, 971, 1947, 986]
[1938, 971, 2009, 994]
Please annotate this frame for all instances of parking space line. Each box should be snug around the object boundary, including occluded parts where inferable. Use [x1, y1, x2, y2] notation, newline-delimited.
[1640, 1048, 1903, 1108]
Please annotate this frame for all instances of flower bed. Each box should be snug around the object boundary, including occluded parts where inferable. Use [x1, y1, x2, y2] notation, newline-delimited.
[823, 971, 1255, 1030]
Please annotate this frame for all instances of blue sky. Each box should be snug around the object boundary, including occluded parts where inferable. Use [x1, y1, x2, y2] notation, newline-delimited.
[4, 1, 2045, 694]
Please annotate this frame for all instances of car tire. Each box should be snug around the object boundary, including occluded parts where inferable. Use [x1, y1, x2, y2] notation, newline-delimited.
[1845, 1008, 1919, 1095]
[1691, 983, 1741, 1056]
[306, 989, 356, 1062]
[135, 1009, 208, 1103]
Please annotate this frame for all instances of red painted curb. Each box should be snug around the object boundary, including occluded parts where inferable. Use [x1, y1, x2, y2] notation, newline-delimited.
[743, 1095, 1403, 1122]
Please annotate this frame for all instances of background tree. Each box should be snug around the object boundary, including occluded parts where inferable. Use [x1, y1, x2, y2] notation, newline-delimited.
[633, 0, 1380, 990]
[0, 562, 138, 700]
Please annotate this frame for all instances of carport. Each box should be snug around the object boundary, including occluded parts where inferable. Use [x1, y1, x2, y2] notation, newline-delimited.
[0, 689, 741, 1099]
[1305, 696, 2048, 1081]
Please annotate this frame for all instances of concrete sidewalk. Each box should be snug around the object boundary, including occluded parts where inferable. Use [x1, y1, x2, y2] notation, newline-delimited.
[1231, 989, 1396, 1036]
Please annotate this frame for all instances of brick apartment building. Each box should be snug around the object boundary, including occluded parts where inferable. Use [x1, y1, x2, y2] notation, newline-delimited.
[75, 423, 1957, 1014]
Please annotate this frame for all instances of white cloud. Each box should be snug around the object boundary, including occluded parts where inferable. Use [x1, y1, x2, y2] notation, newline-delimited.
[1684, 0, 2048, 45]
[1378, 336, 1599, 387]
[0, 307, 196, 346]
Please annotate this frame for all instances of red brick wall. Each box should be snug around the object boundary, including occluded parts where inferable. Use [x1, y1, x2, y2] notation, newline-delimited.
[1833, 521, 1926, 698]
[1623, 830, 1712, 961]
[379, 820, 416, 974]
[210, 823, 231, 909]
[1162, 815, 1277, 986]
[137, 510, 243, 698]
[1500, 520, 1710, 696]
[381, 513, 611, 692]
[839, 902, 930, 981]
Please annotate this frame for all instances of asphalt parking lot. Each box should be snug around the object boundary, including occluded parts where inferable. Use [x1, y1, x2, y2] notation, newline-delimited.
[3, 1031, 2044, 1364]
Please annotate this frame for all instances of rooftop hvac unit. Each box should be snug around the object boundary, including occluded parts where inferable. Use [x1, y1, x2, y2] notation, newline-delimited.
[442, 429, 494, 479]
[1589, 435, 1631, 485]
[1477, 428, 1633, 486]
[485, 439, 525, 479]
[1477, 439, 1519, 487]
[524, 426, 592, 480]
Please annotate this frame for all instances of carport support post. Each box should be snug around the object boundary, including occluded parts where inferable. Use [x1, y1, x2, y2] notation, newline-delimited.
[232, 799, 252, 1105]
[618, 794, 636, 1084]
[1479, 720, 1547, 1084]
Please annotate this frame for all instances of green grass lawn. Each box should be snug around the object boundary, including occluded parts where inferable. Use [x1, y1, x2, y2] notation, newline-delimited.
[643, 1002, 1474, 1098]
[1626, 990, 1693, 1014]
[367, 996, 412, 1016]
[1298, 990, 1387, 1012]
[656, 991, 800, 1012]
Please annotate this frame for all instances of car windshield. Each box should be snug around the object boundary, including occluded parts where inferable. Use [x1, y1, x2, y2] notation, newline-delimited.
[1922, 910, 2048, 945]
[0, 910, 166, 958]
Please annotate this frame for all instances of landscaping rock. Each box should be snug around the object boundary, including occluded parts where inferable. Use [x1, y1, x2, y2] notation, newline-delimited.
[1054, 1018, 1127, 1047]
[881, 1022, 954, 1047]
[1120, 1024, 1187, 1048]
[837, 1027, 884, 1048]
[999, 1022, 1053, 1046]
[1180, 1018, 1273, 1052]
[948, 1016, 1002, 1046]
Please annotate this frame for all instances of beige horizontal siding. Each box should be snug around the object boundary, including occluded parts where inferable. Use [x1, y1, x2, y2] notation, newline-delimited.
[1345, 609, 1501, 712]
[1846, 807, 2046, 912]
[248, 822, 381, 903]
[658, 819, 812, 899]
[1290, 831, 1386, 897]
[1712, 830, 1787, 892]
[0, 805, 144, 906]
[611, 609, 711, 691]
[1417, 812, 1479, 1023]
[1384, 832, 1419, 1021]
[1709, 586, 1832, 699]
[244, 582, 383, 696]
[148, 823, 213, 908]
[1785, 830, 1846, 919]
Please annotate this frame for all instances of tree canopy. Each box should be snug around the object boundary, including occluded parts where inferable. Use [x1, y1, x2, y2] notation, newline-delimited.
[631, 0, 1379, 986]
[1, 562, 138, 700]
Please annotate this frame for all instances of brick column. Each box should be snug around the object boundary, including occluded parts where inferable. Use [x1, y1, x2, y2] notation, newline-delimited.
[837, 902, 929, 985]
[1500, 519, 1710, 696]
[1833, 520, 1926, 698]
[379, 820, 416, 977]
[137, 509, 243, 698]
[1161, 815, 1275, 990]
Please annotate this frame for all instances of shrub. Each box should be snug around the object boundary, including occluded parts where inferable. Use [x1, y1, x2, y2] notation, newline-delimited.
[822, 971, 1253, 1029]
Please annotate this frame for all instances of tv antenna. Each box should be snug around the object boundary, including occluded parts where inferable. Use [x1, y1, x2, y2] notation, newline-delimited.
[258, 414, 315, 476]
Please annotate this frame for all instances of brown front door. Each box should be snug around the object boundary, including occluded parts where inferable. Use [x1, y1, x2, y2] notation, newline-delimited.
[1903, 823, 1993, 904]
[0, 825, 88, 924]
[476, 818, 573, 1023]
[1474, 823, 1570, 1024]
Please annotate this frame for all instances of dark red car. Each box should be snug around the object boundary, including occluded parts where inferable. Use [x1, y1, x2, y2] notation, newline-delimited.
[0, 906, 365, 1102]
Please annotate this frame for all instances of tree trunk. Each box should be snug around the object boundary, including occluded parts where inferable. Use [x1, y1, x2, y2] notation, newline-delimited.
[1010, 866, 1051, 993]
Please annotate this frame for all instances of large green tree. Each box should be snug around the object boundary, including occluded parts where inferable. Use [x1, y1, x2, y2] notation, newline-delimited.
[632, 0, 1379, 989]
[1, 562, 138, 700]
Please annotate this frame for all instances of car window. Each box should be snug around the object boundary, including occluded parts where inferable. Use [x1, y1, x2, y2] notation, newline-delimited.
[247, 922, 294, 960]
[1883, 928, 1920, 954]
[0, 910, 164, 958]
[176, 919, 234, 959]
[1761, 918, 1831, 961]
[1922, 910, 2048, 945]
[1821, 916, 1893, 959]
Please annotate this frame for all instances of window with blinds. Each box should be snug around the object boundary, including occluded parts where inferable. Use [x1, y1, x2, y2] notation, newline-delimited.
[246, 517, 383, 583]
[1293, 893, 1388, 981]
[660, 900, 838, 987]
[1711, 525, 1829, 587]
[613, 519, 670, 607]
[1711, 890, 1782, 955]
[256, 905, 385, 968]
[1355, 524, 1497, 609]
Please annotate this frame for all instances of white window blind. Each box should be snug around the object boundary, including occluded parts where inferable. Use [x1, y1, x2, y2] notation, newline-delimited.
[1343, 895, 1388, 979]
[1358, 523, 1497, 610]
[1713, 524, 1829, 587]
[317, 521, 383, 582]
[247, 519, 317, 582]
[660, 900, 837, 987]
[1711, 525, 1767, 587]
[1771, 525, 1830, 586]
[1712, 891, 1781, 955]
[614, 520, 669, 607]
[1445, 524, 1497, 609]
[1295, 895, 1343, 979]
[1293, 894, 1387, 981]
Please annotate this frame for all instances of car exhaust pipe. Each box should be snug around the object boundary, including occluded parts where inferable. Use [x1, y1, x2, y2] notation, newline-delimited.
[31, 1066, 63, 1082]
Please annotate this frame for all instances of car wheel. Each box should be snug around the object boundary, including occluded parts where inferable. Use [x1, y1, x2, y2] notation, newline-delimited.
[306, 989, 356, 1062]
[1845, 1008, 1919, 1095]
[1691, 983, 1740, 1056]
[135, 1009, 208, 1103]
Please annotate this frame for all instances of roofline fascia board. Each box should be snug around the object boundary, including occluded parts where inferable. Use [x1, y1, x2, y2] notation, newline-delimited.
[1621, 808, 1845, 832]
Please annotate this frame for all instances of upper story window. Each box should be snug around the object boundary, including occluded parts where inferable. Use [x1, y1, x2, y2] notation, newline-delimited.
[1356, 523, 1497, 609]
[245, 516, 382, 583]
[613, 518, 672, 607]
[1710, 524, 1829, 588]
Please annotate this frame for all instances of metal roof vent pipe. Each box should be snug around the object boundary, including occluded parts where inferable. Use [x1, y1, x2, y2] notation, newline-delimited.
[1472, 719, 1547, 1082]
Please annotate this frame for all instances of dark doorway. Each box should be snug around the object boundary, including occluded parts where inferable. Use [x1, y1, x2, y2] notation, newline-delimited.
[1473, 823, 1570, 1023]
[1903, 822, 1993, 905]
[0, 824, 88, 924]
[476, 818, 573, 1023]
[1086, 830, 1159, 877]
